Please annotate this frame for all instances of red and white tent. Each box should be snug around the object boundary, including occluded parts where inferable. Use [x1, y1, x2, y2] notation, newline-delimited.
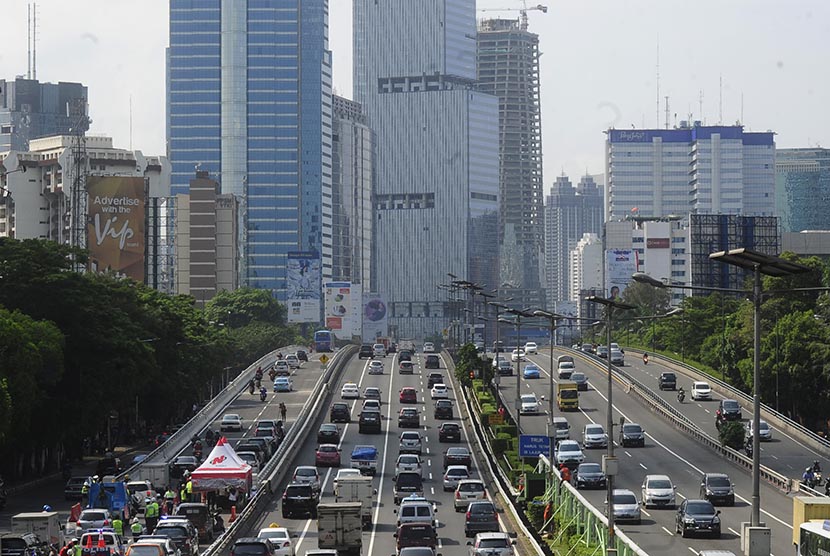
[190, 437, 253, 492]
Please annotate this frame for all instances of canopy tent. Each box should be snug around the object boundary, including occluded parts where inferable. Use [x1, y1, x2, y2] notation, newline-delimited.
[189, 436, 253, 492]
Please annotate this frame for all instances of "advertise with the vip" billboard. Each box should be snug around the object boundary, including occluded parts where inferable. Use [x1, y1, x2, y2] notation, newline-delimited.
[87, 176, 146, 281]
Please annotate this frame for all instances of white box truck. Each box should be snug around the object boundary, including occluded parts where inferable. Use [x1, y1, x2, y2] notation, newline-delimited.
[317, 503, 362, 556]
[333, 475, 374, 529]
[11, 512, 65, 546]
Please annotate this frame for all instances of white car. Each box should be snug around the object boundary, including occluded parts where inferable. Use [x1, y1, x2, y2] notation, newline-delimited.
[237, 451, 261, 474]
[367, 360, 384, 375]
[555, 440, 585, 466]
[220, 413, 243, 432]
[557, 361, 575, 379]
[292, 466, 321, 491]
[423, 342, 435, 353]
[285, 354, 300, 369]
[399, 431, 423, 454]
[691, 381, 712, 401]
[611, 488, 641, 524]
[469, 532, 515, 556]
[641, 474, 676, 509]
[582, 424, 608, 449]
[610, 348, 624, 365]
[747, 419, 773, 441]
[362, 399, 381, 412]
[341, 383, 360, 399]
[442, 465, 470, 491]
[523, 342, 538, 355]
[454, 479, 487, 510]
[511, 349, 526, 362]
[258, 527, 295, 556]
[372, 343, 386, 357]
[430, 384, 449, 399]
[395, 454, 423, 477]
[519, 394, 539, 415]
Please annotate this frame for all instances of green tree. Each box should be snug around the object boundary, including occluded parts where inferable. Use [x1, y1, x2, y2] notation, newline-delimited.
[718, 421, 745, 450]
[205, 288, 287, 328]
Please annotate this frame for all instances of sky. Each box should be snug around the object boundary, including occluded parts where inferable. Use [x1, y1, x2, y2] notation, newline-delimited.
[3, 0, 829, 194]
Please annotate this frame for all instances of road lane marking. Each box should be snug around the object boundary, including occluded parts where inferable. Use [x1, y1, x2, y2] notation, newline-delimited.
[624, 451, 632, 458]
[640, 508, 651, 517]
[661, 526, 673, 536]
[687, 547, 697, 554]
[639, 463, 648, 470]
[729, 527, 740, 535]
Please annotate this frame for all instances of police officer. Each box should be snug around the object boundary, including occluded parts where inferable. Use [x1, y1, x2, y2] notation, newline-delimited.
[130, 517, 143, 540]
[144, 498, 158, 533]
[112, 514, 124, 538]
[164, 487, 176, 514]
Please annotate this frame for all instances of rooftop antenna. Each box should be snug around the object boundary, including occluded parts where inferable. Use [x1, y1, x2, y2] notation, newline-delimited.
[740, 92, 744, 125]
[27, 4, 32, 79]
[664, 96, 669, 130]
[656, 37, 660, 128]
[718, 74, 723, 124]
[32, 3, 37, 80]
[698, 90, 703, 123]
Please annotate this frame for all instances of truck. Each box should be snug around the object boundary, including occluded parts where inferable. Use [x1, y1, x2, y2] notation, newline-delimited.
[135, 461, 169, 492]
[10, 512, 64, 547]
[317, 503, 363, 556]
[87, 481, 131, 519]
[792, 496, 830, 546]
[557, 381, 579, 411]
[334, 475, 374, 529]
[350, 445, 378, 475]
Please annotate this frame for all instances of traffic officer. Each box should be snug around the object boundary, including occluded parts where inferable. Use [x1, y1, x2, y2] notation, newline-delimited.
[111, 515, 124, 538]
[163, 487, 176, 514]
[144, 498, 158, 533]
[130, 517, 143, 540]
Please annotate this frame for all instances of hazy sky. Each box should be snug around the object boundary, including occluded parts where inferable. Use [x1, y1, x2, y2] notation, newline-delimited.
[4, 1, 828, 193]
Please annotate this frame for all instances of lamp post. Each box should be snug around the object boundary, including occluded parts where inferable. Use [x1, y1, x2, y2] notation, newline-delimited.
[500, 308, 534, 432]
[489, 300, 512, 389]
[533, 310, 564, 419]
[586, 295, 635, 555]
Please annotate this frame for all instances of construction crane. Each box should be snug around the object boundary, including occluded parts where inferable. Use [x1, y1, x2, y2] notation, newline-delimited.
[478, 2, 548, 31]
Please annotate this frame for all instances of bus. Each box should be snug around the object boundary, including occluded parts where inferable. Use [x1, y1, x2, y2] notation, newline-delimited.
[314, 330, 334, 352]
[799, 521, 830, 555]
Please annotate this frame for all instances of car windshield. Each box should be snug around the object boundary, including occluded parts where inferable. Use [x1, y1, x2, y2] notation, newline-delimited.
[648, 479, 672, 489]
[285, 485, 311, 496]
[521, 395, 536, 403]
[321, 424, 337, 432]
[694, 383, 709, 390]
[707, 476, 730, 487]
[459, 482, 484, 492]
[623, 424, 642, 433]
[470, 502, 495, 514]
[296, 468, 316, 477]
[399, 455, 418, 464]
[579, 464, 601, 473]
[723, 401, 739, 410]
[154, 528, 186, 538]
[478, 539, 509, 549]
[232, 544, 268, 555]
[561, 390, 577, 399]
[559, 443, 579, 453]
[82, 511, 106, 520]
[401, 432, 419, 440]
[555, 421, 569, 430]
[686, 502, 715, 514]
[759, 422, 770, 430]
[612, 493, 637, 505]
[319, 445, 337, 453]
[127, 547, 161, 556]
[571, 373, 585, 380]
[586, 425, 603, 434]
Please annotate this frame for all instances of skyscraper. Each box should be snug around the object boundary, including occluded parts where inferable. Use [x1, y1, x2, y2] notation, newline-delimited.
[775, 148, 830, 232]
[167, 0, 332, 297]
[354, 0, 500, 338]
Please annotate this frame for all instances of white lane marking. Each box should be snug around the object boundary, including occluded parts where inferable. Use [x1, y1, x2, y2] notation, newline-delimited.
[639, 463, 648, 470]
[729, 527, 740, 536]
[676, 492, 686, 500]
[688, 547, 698, 555]
[661, 526, 673, 536]
[703, 409, 710, 414]
[429, 473, 433, 480]
[624, 451, 632, 458]
[640, 507, 651, 517]
[430, 487, 435, 495]
[427, 459, 431, 467]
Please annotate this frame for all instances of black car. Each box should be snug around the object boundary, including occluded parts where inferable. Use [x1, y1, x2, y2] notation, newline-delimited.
[387, 343, 397, 353]
[296, 349, 308, 362]
[438, 422, 461, 442]
[153, 520, 200, 556]
[245, 437, 274, 459]
[398, 408, 420, 428]
[659, 372, 677, 391]
[675, 499, 721, 538]
[358, 344, 374, 359]
[64, 476, 87, 500]
[424, 355, 440, 369]
[359, 409, 382, 433]
[0, 533, 49, 556]
[399, 350, 413, 362]
[236, 442, 266, 464]
[443, 446, 472, 469]
[427, 373, 444, 388]
[317, 423, 340, 443]
[715, 399, 742, 428]
[575, 463, 607, 489]
[434, 399, 454, 419]
[619, 423, 645, 447]
[330, 402, 351, 423]
[174, 502, 214, 542]
[282, 483, 319, 518]
[699, 473, 735, 506]
[231, 539, 274, 556]
[169, 455, 199, 479]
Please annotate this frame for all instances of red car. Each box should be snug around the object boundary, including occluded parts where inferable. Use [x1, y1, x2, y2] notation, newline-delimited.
[399, 387, 417, 403]
[315, 444, 341, 467]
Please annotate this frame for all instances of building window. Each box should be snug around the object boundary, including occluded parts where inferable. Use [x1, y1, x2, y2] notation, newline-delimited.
[671, 270, 686, 277]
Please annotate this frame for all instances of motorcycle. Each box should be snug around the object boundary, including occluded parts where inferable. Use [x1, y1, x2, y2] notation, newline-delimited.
[824, 477, 830, 496]
[744, 441, 752, 458]
[259, 388, 267, 402]
[643, 353, 649, 365]
[677, 390, 685, 403]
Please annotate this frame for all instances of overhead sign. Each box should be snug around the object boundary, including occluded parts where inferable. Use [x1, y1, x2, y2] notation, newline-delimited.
[518, 435, 551, 458]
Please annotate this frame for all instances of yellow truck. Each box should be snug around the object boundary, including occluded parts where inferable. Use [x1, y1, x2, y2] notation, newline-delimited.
[792, 496, 830, 547]
[556, 381, 579, 411]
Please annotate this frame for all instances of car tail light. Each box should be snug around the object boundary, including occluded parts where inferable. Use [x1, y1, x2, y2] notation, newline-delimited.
[465, 510, 471, 519]
[455, 491, 460, 498]
[103, 520, 110, 526]
[282, 542, 290, 548]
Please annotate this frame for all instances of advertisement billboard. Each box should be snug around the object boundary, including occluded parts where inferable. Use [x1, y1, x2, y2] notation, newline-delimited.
[606, 249, 639, 299]
[87, 176, 146, 281]
[286, 251, 322, 323]
[362, 292, 388, 341]
[324, 281, 360, 340]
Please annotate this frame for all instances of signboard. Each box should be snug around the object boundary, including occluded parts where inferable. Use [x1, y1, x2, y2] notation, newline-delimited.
[324, 281, 360, 340]
[87, 176, 146, 281]
[286, 251, 321, 323]
[519, 435, 551, 458]
[362, 292, 388, 341]
[487, 413, 504, 425]
[605, 249, 639, 299]
[646, 237, 670, 249]
[319, 354, 329, 365]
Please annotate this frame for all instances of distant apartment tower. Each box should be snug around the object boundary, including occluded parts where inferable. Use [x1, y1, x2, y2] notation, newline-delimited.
[543, 175, 603, 307]
[605, 123, 775, 221]
[327, 96, 375, 289]
[775, 148, 830, 232]
[0, 78, 87, 152]
[476, 18, 544, 295]
[569, 233, 602, 301]
[354, 0, 500, 338]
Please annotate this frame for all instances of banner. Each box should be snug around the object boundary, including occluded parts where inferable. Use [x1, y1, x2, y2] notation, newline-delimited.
[286, 251, 321, 323]
[606, 249, 638, 299]
[362, 292, 388, 341]
[325, 281, 359, 340]
[87, 176, 145, 281]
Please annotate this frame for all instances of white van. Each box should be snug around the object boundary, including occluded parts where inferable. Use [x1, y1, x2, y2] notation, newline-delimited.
[394, 498, 437, 527]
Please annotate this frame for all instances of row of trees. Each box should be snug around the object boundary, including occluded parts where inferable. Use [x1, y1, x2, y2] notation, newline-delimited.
[0, 239, 305, 480]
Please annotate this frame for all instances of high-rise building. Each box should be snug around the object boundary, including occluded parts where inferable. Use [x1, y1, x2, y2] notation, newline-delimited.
[605, 123, 775, 221]
[167, 0, 332, 297]
[476, 18, 544, 295]
[775, 148, 830, 232]
[569, 233, 602, 302]
[543, 175, 603, 307]
[354, 0, 500, 339]
[327, 96, 375, 290]
[0, 78, 87, 152]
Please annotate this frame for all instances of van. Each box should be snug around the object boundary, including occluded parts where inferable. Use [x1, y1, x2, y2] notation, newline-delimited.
[173, 503, 214, 542]
[394, 499, 437, 527]
[552, 417, 570, 440]
[394, 523, 437, 553]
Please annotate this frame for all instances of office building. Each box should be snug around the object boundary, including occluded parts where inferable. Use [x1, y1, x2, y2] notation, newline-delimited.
[775, 148, 830, 232]
[167, 0, 332, 297]
[476, 18, 544, 295]
[354, 0, 500, 338]
[569, 233, 602, 301]
[605, 123, 775, 221]
[0, 78, 88, 152]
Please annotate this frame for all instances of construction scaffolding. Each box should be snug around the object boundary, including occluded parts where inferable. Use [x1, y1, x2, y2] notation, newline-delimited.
[66, 97, 90, 255]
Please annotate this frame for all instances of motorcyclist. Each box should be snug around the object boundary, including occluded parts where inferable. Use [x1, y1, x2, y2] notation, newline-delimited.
[643, 352, 649, 365]
[259, 387, 267, 402]
[813, 460, 822, 474]
[744, 437, 753, 457]
[803, 466, 816, 487]
[248, 379, 255, 395]
[677, 387, 685, 403]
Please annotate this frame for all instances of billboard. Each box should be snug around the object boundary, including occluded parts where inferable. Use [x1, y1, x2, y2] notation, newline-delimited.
[606, 249, 639, 299]
[87, 176, 146, 281]
[325, 281, 360, 340]
[362, 292, 388, 341]
[286, 251, 322, 323]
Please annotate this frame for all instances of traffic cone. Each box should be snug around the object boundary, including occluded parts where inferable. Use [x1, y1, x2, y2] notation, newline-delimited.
[228, 506, 237, 523]
[97, 535, 106, 548]
[85, 535, 94, 550]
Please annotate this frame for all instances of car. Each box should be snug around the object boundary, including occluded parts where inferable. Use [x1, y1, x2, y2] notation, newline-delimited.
[467, 532, 515, 556]
[492, 359, 512, 376]
[580, 343, 594, 353]
[747, 419, 773, 441]
[427, 373, 444, 388]
[423, 342, 435, 353]
[363, 386, 382, 400]
[434, 399, 454, 419]
[220, 414, 243, 432]
[610, 349, 624, 365]
[65, 476, 87, 500]
[273, 377, 292, 392]
[399, 431, 423, 454]
[519, 393, 539, 415]
[341, 383, 360, 399]
[394, 523, 436, 554]
[358, 409, 382, 433]
[393, 472, 424, 504]
[134, 539, 181, 556]
[659, 372, 677, 390]
[153, 520, 200, 556]
[557, 361, 575, 379]
[641, 474, 676, 509]
[522, 364, 541, 379]
[510, 349, 525, 362]
[358, 344, 374, 359]
[330, 402, 351, 423]
[552, 417, 570, 440]
[77, 508, 113, 530]
[362, 399, 381, 412]
[430, 384, 449, 399]
[126, 479, 155, 512]
[395, 454, 423, 477]
[454, 479, 486, 511]
[715, 399, 742, 428]
[575, 462, 607, 489]
[400, 387, 417, 403]
[174, 502, 216, 542]
[373, 343, 387, 357]
[257, 528, 294, 556]
[231, 539, 273, 556]
[79, 531, 126, 556]
[315, 444, 341, 467]
[620, 423, 645, 447]
[443, 465, 470, 491]
[296, 349, 308, 362]
[332, 469, 362, 495]
[281, 483, 319, 519]
[238, 451, 261, 474]
[700, 473, 735, 506]
[388, 343, 398, 354]
[292, 466, 321, 492]
[399, 361, 415, 374]
[474, 341, 485, 353]
[395, 499, 437, 528]
[610, 489, 641, 524]
[582, 424, 608, 448]
[555, 440, 584, 468]
[317, 423, 341, 443]
[285, 354, 300, 368]
[255, 424, 277, 439]
[524, 342, 538, 355]
[596, 345, 608, 358]
[464, 500, 499, 537]
[444, 446, 472, 469]
[691, 381, 712, 401]
[492, 341, 505, 353]
[170, 455, 199, 479]
[246, 437, 275, 459]
[424, 355, 440, 369]
[367, 360, 384, 375]
[675, 499, 721, 538]
[398, 408, 421, 428]
[126, 541, 175, 556]
[570, 372, 588, 391]
[399, 350, 413, 362]
[272, 360, 291, 376]
[438, 422, 461, 442]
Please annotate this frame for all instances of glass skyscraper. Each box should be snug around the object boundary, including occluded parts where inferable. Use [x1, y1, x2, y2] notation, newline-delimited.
[167, 0, 332, 296]
[775, 148, 830, 232]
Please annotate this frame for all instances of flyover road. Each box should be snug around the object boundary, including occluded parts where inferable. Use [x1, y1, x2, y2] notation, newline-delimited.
[239, 350, 517, 556]
[497, 349, 795, 556]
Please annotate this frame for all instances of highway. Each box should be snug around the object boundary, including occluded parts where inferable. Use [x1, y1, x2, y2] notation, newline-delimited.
[497, 348, 796, 556]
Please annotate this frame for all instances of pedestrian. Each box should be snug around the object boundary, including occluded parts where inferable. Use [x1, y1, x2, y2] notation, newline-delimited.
[559, 463, 571, 484]
[130, 517, 143, 541]
[164, 486, 176, 514]
[227, 487, 238, 511]
[71, 540, 81, 556]
[279, 402, 287, 422]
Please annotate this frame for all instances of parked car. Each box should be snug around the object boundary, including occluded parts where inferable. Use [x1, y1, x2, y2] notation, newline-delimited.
[675, 499, 721, 538]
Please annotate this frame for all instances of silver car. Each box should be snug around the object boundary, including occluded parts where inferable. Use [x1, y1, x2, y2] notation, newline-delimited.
[78, 508, 112, 530]
[443, 465, 470, 491]
[611, 489, 641, 524]
[399, 431, 423, 454]
[582, 424, 608, 449]
[641, 474, 676, 509]
[395, 454, 423, 477]
[468, 532, 515, 556]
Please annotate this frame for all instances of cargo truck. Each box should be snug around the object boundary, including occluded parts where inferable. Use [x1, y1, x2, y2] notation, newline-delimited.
[11, 512, 64, 547]
[333, 475, 375, 529]
[135, 461, 170, 492]
[792, 496, 830, 547]
[317, 503, 362, 556]
[556, 381, 579, 411]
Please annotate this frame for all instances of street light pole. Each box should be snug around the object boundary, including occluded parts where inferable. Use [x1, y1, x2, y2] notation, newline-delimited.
[533, 310, 564, 420]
